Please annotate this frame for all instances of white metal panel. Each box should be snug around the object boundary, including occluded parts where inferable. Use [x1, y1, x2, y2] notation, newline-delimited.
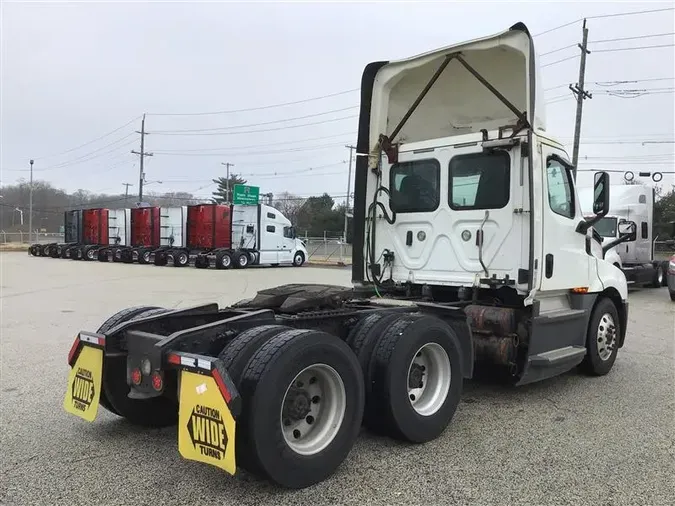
[368, 23, 544, 155]
[232, 205, 259, 250]
[160, 207, 187, 247]
[538, 142, 591, 291]
[372, 130, 527, 290]
[108, 209, 131, 246]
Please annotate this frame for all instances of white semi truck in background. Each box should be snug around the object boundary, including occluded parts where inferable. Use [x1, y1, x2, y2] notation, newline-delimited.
[579, 184, 669, 288]
[63, 22, 630, 489]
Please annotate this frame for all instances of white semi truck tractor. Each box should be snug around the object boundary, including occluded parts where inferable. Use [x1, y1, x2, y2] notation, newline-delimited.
[579, 183, 669, 288]
[63, 22, 628, 489]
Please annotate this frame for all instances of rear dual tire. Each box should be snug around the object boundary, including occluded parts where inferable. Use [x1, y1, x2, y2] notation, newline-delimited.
[96, 306, 178, 427]
[219, 326, 364, 489]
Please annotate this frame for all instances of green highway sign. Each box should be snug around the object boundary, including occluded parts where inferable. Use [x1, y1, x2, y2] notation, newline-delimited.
[232, 184, 260, 205]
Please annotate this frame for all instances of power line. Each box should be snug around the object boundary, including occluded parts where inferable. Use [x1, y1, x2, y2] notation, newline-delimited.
[147, 114, 358, 136]
[36, 134, 138, 170]
[542, 54, 579, 68]
[31, 116, 141, 161]
[148, 106, 358, 134]
[545, 76, 675, 92]
[534, 7, 675, 37]
[593, 43, 675, 53]
[151, 131, 357, 153]
[591, 32, 675, 45]
[146, 88, 359, 117]
[152, 141, 349, 157]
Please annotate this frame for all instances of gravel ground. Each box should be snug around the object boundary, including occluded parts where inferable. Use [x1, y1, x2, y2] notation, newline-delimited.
[1, 252, 673, 505]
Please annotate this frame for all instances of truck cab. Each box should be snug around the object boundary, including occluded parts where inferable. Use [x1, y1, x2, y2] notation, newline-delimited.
[579, 184, 668, 287]
[351, 22, 628, 384]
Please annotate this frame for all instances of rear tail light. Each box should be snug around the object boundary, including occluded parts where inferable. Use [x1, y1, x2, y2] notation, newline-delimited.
[131, 368, 142, 386]
[67, 336, 81, 365]
[669, 256, 675, 274]
[151, 372, 163, 391]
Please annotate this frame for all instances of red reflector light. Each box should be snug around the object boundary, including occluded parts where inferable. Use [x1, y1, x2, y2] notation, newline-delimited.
[151, 372, 163, 391]
[131, 368, 142, 385]
[68, 337, 81, 365]
[167, 353, 181, 365]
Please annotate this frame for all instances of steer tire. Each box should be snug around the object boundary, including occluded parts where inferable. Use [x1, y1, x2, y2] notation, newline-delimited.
[367, 314, 463, 443]
[580, 297, 620, 376]
[97, 306, 178, 426]
[237, 329, 364, 489]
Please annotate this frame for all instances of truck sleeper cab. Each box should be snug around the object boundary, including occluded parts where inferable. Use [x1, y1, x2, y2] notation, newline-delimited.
[63, 22, 628, 491]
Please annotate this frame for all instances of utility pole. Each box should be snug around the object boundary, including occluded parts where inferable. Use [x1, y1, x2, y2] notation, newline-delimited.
[131, 114, 153, 204]
[343, 145, 356, 243]
[570, 18, 592, 179]
[221, 162, 234, 203]
[28, 159, 34, 243]
[122, 183, 134, 204]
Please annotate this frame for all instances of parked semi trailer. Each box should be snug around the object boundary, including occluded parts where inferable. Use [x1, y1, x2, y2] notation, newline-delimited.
[156, 202, 307, 269]
[30, 208, 114, 260]
[102, 206, 187, 264]
[64, 23, 629, 489]
[29, 210, 83, 257]
[579, 183, 669, 287]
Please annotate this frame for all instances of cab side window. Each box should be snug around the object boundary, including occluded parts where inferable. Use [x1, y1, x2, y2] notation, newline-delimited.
[546, 158, 575, 219]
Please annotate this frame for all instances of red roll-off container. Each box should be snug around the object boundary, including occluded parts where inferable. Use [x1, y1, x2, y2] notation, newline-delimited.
[187, 204, 231, 249]
[82, 208, 110, 245]
[131, 207, 161, 247]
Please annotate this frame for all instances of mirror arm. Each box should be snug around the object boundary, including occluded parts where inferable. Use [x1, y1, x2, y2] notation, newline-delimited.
[576, 210, 607, 234]
[602, 234, 633, 255]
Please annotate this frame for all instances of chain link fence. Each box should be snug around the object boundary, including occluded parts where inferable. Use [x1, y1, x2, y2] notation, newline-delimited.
[0, 231, 64, 245]
[303, 236, 352, 266]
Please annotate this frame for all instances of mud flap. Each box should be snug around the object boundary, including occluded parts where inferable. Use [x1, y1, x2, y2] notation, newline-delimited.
[171, 353, 240, 475]
[63, 333, 105, 422]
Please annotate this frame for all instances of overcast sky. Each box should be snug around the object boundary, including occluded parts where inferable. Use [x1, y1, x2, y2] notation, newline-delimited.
[1, 1, 674, 203]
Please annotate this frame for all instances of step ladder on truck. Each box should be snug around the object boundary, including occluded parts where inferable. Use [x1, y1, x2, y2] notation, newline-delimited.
[63, 22, 629, 489]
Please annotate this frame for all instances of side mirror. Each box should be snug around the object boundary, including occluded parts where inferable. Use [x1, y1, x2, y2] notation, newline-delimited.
[578, 171, 611, 234]
[593, 171, 610, 216]
[618, 221, 637, 242]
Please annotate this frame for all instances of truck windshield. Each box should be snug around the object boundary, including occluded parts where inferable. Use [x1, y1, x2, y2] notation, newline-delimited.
[594, 217, 618, 238]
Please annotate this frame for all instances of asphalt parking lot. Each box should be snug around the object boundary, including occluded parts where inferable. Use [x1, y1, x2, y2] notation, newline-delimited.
[1, 252, 673, 506]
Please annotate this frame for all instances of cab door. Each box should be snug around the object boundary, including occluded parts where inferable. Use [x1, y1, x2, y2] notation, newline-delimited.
[538, 145, 591, 291]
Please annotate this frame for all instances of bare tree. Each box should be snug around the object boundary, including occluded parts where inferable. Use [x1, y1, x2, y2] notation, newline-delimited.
[272, 191, 306, 225]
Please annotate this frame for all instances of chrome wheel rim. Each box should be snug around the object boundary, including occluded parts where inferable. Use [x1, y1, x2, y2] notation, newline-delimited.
[239, 255, 247, 267]
[597, 313, 616, 361]
[407, 342, 451, 416]
[280, 364, 346, 456]
[143, 251, 150, 262]
[87, 249, 95, 259]
[294, 254, 302, 266]
[222, 255, 231, 267]
[657, 269, 663, 285]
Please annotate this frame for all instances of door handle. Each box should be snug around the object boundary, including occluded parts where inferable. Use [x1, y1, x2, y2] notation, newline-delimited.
[406, 231, 413, 246]
[545, 254, 554, 278]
